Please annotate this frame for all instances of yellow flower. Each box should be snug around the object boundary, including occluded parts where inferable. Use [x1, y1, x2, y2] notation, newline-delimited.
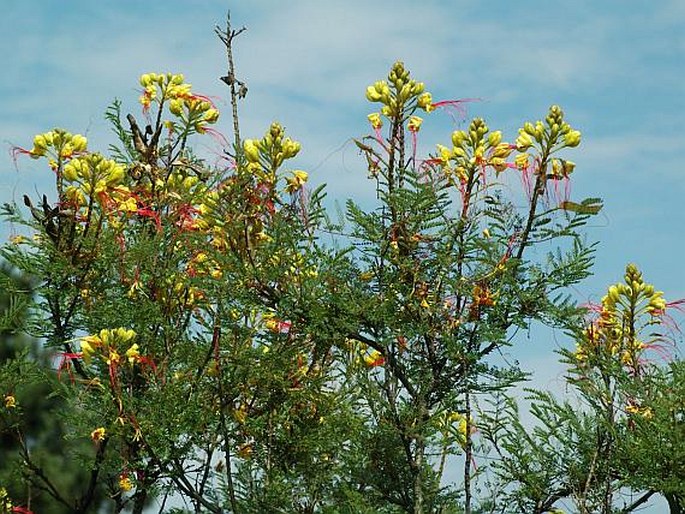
[106, 350, 121, 366]
[285, 170, 309, 193]
[4, 394, 16, 409]
[0, 486, 12, 509]
[91, 427, 106, 442]
[367, 112, 383, 129]
[119, 473, 134, 492]
[243, 139, 260, 163]
[407, 115, 423, 132]
[514, 153, 529, 170]
[203, 108, 220, 124]
[238, 443, 253, 459]
[125, 344, 140, 365]
[417, 92, 434, 112]
[363, 350, 385, 367]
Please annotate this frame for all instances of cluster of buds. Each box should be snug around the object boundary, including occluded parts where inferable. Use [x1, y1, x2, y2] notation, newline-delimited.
[80, 327, 139, 366]
[437, 118, 515, 181]
[27, 129, 87, 163]
[575, 264, 668, 368]
[603, 264, 666, 316]
[516, 105, 581, 151]
[62, 153, 128, 206]
[514, 105, 581, 177]
[139, 72, 219, 133]
[244, 122, 301, 171]
[243, 123, 305, 192]
[366, 61, 434, 127]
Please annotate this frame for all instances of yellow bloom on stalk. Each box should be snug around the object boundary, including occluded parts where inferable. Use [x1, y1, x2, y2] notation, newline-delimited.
[285, 170, 308, 193]
[417, 92, 434, 112]
[91, 427, 106, 442]
[125, 344, 141, 365]
[626, 403, 653, 419]
[106, 350, 121, 366]
[4, 394, 16, 409]
[363, 350, 385, 368]
[367, 112, 383, 130]
[407, 115, 423, 132]
[119, 473, 134, 492]
[233, 404, 248, 424]
[436, 144, 453, 165]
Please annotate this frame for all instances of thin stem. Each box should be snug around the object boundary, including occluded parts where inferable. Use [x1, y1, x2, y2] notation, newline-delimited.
[216, 11, 247, 151]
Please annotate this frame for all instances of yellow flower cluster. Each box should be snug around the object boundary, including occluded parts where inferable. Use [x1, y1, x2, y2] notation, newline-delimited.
[28, 129, 87, 163]
[515, 106, 581, 171]
[574, 264, 666, 367]
[366, 61, 434, 117]
[80, 327, 138, 366]
[62, 153, 128, 206]
[437, 118, 515, 181]
[365, 61, 434, 134]
[139, 72, 219, 133]
[244, 122, 301, 172]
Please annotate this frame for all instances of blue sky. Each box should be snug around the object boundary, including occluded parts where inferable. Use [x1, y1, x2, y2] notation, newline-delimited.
[1, 1, 683, 511]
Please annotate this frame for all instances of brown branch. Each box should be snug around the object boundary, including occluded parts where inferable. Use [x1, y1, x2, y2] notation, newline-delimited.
[216, 11, 247, 151]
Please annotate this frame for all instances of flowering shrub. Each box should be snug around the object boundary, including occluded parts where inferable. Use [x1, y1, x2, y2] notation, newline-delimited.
[4, 36, 654, 513]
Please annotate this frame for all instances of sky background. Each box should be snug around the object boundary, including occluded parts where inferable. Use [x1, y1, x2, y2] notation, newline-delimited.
[1, 1, 683, 511]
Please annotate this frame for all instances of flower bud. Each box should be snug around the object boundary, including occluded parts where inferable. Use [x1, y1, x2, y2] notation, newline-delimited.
[451, 130, 468, 147]
[71, 134, 88, 152]
[492, 142, 513, 159]
[487, 131, 502, 147]
[243, 139, 260, 163]
[366, 86, 382, 102]
[516, 131, 533, 151]
[564, 130, 581, 148]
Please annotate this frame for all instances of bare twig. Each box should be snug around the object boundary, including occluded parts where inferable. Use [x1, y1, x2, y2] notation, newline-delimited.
[215, 11, 247, 151]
